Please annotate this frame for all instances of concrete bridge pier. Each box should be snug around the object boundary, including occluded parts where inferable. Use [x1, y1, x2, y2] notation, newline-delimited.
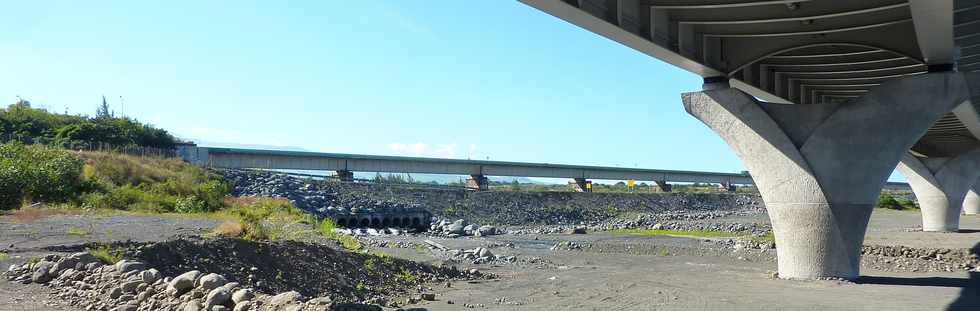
[336, 170, 354, 182]
[898, 149, 980, 231]
[569, 178, 592, 192]
[683, 72, 973, 280]
[965, 187, 980, 215]
[655, 180, 671, 192]
[466, 175, 489, 191]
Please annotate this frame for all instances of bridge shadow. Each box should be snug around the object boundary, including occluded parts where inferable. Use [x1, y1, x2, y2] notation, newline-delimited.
[858, 242, 979, 310]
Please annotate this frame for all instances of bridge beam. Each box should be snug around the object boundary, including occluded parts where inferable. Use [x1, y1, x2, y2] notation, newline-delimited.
[683, 72, 974, 280]
[898, 149, 980, 231]
[336, 170, 354, 182]
[965, 185, 980, 215]
[465, 175, 489, 191]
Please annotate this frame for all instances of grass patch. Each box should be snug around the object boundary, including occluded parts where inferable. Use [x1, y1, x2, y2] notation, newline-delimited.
[317, 218, 362, 251]
[610, 228, 740, 238]
[87, 245, 123, 264]
[65, 227, 89, 236]
[212, 220, 244, 237]
[209, 197, 319, 242]
[395, 267, 418, 283]
[0, 252, 8, 261]
[749, 232, 775, 242]
[5, 205, 83, 222]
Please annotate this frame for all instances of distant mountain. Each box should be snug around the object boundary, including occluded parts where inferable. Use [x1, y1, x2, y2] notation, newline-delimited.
[179, 138, 308, 152]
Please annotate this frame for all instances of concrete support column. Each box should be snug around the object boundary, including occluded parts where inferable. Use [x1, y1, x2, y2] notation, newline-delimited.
[465, 175, 489, 191]
[965, 187, 980, 215]
[336, 170, 354, 182]
[682, 72, 973, 279]
[655, 180, 671, 192]
[569, 178, 592, 192]
[897, 149, 980, 231]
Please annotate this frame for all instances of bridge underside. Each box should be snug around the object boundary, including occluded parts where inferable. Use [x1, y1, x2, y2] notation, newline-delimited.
[521, 0, 980, 279]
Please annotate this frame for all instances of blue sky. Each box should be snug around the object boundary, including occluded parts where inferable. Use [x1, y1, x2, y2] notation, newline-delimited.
[0, 1, 907, 181]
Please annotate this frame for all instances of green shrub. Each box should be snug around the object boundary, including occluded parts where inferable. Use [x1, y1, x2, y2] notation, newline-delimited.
[0, 142, 83, 209]
[876, 193, 916, 210]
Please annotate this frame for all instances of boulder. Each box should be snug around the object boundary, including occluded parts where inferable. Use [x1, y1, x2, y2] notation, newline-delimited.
[205, 287, 232, 309]
[169, 270, 202, 295]
[232, 288, 255, 304]
[476, 225, 497, 236]
[265, 291, 304, 309]
[114, 260, 146, 273]
[31, 261, 56, 283]
[197, 273, 228, 291]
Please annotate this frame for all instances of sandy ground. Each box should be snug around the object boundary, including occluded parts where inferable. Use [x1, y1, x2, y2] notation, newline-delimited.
[1, 210, 977, 311]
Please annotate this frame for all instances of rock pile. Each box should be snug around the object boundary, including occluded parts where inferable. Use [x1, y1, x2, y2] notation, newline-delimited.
[429, 219, 500, 238]
[220, 169, 764, 227]
[446, 247, 516, 264]
[3, 252, 367, 311]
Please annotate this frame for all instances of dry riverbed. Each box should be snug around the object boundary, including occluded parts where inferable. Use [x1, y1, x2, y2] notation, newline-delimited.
[1, 209, 978, 310]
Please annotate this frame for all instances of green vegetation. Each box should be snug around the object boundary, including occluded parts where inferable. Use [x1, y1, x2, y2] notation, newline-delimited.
[0, 142, 230, 212]
[65, 227, 88, 236]
[749, 232, 775, 242]
[394, 267, 418, 283]
[317, 218, 362, 251]
[0, 142, 85, 209]
[0, 252, 8, 261]
[876, 192, 918, 210]
[216, 197, 309, 241]
[610, 228, 741, 238]
[0, 98, 177, 149]
[87, 245, 123, 264]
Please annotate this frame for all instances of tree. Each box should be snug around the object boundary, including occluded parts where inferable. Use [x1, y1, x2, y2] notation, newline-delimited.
[96, 96, 112, 119]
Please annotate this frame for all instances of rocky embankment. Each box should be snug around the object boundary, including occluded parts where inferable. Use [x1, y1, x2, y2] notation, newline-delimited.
[5, 237, 481, 311]
[220, 169, 764, 226]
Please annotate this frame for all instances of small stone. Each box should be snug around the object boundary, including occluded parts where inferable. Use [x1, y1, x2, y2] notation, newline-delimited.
[420, 293, 436, 301]
[109, 287, 124, 299]
[120, 280, 142, 293]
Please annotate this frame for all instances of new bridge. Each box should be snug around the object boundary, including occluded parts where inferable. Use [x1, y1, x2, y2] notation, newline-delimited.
[177, 146, 912, 192]
[519, 0, 980, 279]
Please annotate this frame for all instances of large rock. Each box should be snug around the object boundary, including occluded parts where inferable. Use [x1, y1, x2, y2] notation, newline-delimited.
[476, 225, 497, 236]
[169, 270, 202, 295]
[114, 260, 146, 273]
[232, 288, 255, 304]
[205, 287, 232, 309]
[261, 291, 304, 310]
[31, 261, 56, 283]
[140, 269, 161, 283]
[197, 273, 228, 291]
